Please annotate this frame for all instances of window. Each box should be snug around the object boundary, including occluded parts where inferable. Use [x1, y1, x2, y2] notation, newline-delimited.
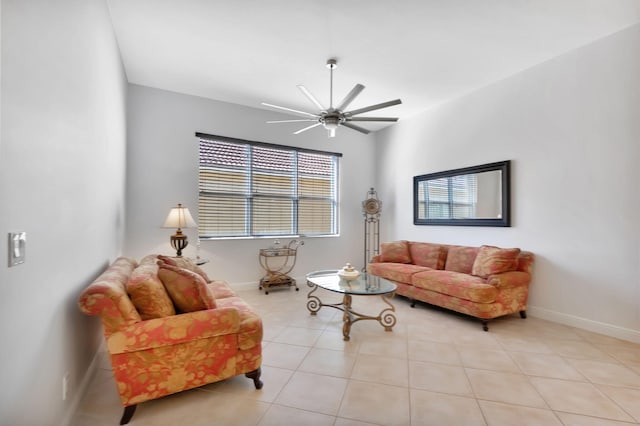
[197, 133, 341, 239]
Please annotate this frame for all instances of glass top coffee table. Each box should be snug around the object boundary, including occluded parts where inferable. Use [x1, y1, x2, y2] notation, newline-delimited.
[306, 270, 397, 341]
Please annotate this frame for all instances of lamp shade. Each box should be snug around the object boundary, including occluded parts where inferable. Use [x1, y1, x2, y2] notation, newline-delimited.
[163, 203, 197, 229]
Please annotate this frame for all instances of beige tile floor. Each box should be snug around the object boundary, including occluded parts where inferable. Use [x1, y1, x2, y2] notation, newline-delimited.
[72, 286, 640, 426]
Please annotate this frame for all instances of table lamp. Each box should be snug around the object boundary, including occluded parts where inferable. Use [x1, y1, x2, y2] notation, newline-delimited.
[163, 203, 197, 256]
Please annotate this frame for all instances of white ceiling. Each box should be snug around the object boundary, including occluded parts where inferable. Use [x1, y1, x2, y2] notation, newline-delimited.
[107, 0, 640, 133]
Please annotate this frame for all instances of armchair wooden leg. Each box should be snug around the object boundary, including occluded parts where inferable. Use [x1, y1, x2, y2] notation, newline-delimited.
[520, 310, 527, 319]
[120, 405, 137, 425]
[481, 319, 489, 331]
[246, 367, 263, 389]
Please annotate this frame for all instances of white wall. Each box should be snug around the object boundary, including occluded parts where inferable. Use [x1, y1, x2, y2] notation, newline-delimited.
[375, 24, 640, 342]
[126, 84, 376, 285]
[0, 0, 127, 424]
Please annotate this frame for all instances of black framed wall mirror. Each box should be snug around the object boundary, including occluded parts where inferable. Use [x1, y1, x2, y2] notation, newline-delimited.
[413, 160, 511, 227]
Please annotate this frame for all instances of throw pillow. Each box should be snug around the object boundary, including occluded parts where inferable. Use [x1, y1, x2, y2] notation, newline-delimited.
[471, 245, 521, 278]
[126, 264, 176, 320]
[379, 241, 412, 264]
[444, 246, 480, 274]
[408, 242, 447, 269]
[158, 255, 211, 283]
[157, 262, 217, 313]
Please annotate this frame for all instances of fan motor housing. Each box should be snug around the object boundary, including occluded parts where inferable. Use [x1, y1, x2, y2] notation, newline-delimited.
[321, 113, 344, 128]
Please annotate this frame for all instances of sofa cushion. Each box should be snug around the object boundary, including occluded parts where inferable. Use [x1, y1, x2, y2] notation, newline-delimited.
[207, 279, 237, 299]
[78, 257, 142, 332]
[126, 264, 176, 320]
[444, 246, 479, 274]
[157, 262, 217, 313]
[516, 251, 535, 275]
[412, 270, 497, 304]
[379, 240, 412, 263]
[215, 296, 263, 350]
[368, 262, 432, 283]
[472, 245, 521, 278]
[409, 242, 447, 269]
[158, 255, 211, 283]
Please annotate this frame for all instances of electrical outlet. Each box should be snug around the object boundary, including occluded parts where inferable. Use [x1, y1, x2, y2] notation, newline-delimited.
[62, 372, 70, 401]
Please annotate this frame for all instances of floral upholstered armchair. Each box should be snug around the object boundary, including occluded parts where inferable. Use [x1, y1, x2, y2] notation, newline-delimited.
[78, 255, 263, 425]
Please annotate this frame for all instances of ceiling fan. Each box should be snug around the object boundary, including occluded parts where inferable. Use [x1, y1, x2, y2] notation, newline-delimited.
[262, 59, 402, 138]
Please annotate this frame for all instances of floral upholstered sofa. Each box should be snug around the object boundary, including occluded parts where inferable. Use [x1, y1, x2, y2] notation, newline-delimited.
[367, 241, 534, 331]
[78, 255, 263, 425]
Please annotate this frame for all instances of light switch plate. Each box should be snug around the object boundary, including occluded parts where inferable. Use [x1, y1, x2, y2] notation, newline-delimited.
[8, 232, 26, 267]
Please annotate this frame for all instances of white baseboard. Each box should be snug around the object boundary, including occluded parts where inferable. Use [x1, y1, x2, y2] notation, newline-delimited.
[528, 306, 640, 344]
[61, 341, 105, 426]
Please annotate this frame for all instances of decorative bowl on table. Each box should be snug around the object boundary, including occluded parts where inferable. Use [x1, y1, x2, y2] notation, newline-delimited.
[338, 263, 360, 281]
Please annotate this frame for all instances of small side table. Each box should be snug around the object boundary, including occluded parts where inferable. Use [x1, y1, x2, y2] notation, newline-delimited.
[258, 240, 303, 294]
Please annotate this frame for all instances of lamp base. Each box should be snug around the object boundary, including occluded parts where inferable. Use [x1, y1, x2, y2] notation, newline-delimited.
[170, 232, 188, 257]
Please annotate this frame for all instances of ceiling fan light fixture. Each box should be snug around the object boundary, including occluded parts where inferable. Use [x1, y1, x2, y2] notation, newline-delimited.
[321, 114, 342, 138]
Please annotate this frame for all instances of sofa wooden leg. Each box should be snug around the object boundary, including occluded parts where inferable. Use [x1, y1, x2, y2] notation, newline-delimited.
[120, 405, 136, 425]
[246, 367, 263, 389]
[520, 310, 527, 319]
[410, 299, 416, 308]
[481, 320, 489, 332]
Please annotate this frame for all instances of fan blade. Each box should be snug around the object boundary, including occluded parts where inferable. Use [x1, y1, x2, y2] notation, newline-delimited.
[261, 102, 320, 119]
[345, 99, 402, 116]
[336, 84, 365, 111]
[347, 117, 399, 122]
[297, 85, 326, 111]
[342, 122, 371, 135]
[267, 119, 317, 123]
[294, 122, 322, 135]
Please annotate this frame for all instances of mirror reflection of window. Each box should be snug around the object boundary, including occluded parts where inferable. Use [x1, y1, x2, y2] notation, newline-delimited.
[419, 174, 478, 219]
[418, 170, 502, 220]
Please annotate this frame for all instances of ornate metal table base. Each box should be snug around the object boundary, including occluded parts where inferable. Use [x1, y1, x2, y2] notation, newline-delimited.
[307, 283, 397, 341]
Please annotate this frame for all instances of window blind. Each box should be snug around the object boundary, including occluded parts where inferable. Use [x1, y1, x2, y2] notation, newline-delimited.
[197, 133, 340, 238]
